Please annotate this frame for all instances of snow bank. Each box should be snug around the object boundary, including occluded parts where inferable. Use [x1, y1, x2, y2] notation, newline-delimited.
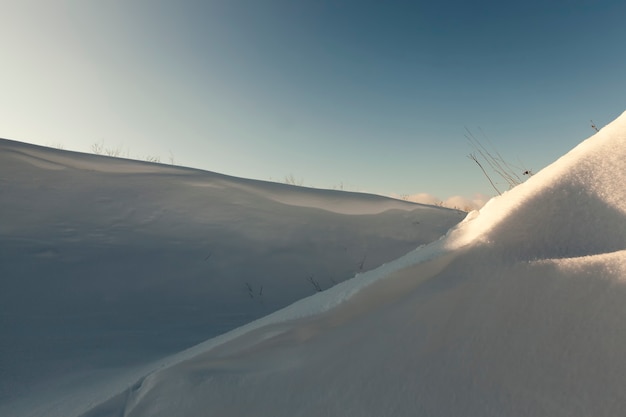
[0, 139, 463, 417]
[82, 111, 626, 417]
[447, 111, 626, 257]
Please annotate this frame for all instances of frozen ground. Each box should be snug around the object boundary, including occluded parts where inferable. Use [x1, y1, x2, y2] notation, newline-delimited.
[78, 110, 626, 417]
[0, 140, 463, 417]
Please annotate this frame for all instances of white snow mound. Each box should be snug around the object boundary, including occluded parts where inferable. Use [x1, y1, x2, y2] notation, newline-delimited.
[0, 139, 465, 417]
[80, 111, 626, 417]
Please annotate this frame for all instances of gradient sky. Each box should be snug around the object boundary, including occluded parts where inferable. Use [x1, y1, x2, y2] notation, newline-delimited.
[1, 0, 625, 200]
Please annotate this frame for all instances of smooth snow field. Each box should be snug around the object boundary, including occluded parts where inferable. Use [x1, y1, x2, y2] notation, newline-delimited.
[3, 110, 626, 417]
[0, 139, 463, 417]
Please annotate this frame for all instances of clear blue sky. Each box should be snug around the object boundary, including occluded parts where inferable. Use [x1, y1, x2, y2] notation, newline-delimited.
[1, 0, 625, 199]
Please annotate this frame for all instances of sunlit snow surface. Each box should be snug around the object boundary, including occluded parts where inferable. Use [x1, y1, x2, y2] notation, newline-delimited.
[3, 110, 626, 417]
[0, 140, 464, 417]
[79, 111, 626, 417]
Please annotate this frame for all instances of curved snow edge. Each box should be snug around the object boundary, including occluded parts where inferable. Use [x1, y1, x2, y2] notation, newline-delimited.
[78, 215, 476, 416]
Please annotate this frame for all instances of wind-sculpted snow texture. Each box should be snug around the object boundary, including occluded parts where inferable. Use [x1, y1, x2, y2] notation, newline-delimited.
[82, 111, 626, 417]
[0, 140, 464, 417]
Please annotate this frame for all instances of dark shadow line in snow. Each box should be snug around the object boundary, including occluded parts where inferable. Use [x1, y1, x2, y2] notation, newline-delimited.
[480, 182, 626, 262]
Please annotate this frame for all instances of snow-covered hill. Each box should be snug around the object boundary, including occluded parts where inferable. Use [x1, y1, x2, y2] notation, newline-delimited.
[81, 111, 626, 417]
[0, 140, 464, 417]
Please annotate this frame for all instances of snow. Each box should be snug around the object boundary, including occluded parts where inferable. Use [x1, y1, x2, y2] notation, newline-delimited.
[3, 110, 626, 417]
[0, 140, 463, 417]
[82, 110, 626, 417]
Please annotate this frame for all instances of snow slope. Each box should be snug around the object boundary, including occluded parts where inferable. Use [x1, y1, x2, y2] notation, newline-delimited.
[0, 140, 464, 417]
[82, 111, 626, 417]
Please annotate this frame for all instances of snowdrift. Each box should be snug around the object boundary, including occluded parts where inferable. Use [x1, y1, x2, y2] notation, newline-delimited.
[82, 111, 626, 417]
[0, 139, 463, 417]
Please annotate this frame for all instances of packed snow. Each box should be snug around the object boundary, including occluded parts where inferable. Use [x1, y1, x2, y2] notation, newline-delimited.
[0, 140, 463, 417]
[78, 110, 626, 417]
[3, 110, 626, 417]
